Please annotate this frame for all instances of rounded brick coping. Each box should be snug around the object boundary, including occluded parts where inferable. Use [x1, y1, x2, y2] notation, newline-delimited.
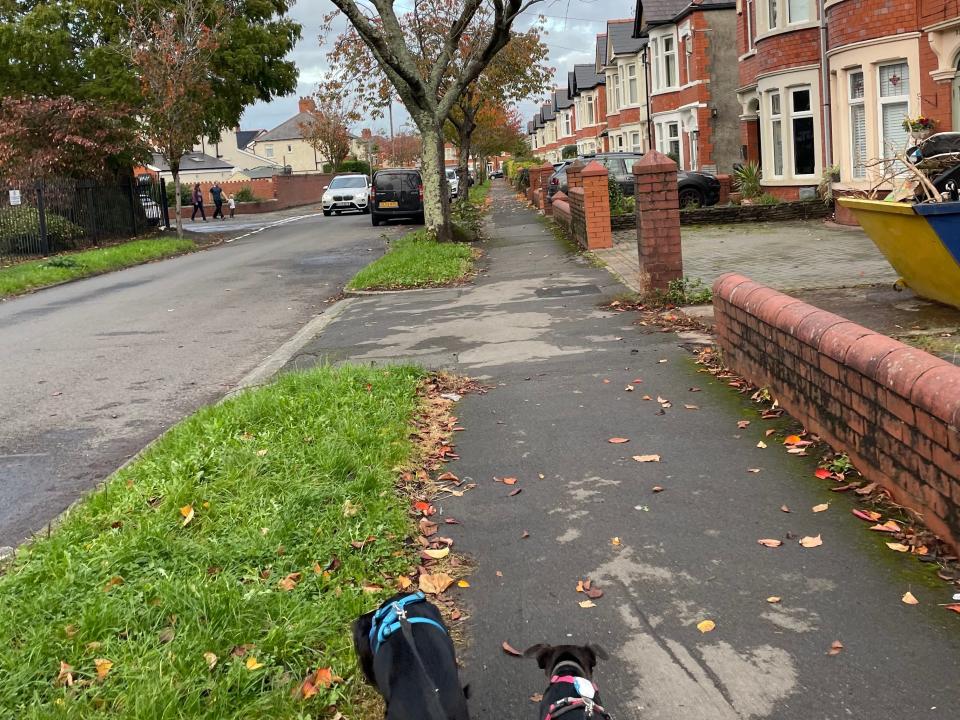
[552, 191, 569, 202]
[634, 150, 677, 175]
[581, 160, 608, 177]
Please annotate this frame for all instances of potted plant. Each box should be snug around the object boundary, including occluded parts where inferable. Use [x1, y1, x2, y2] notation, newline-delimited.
[902, 115, 935, 141]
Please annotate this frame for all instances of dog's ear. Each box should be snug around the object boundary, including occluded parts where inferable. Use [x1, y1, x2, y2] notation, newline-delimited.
[522, 643, 555, 669]
[352, 612, 377, 687]
[587, 643, 610, 665]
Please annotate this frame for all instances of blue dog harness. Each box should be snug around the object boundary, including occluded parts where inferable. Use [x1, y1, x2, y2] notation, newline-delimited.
[369, 591, 448, 654]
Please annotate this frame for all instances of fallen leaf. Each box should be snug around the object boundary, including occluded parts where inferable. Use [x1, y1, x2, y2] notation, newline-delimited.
[246, 656, 265, 671]
[530, 693, 544, 702]
[314, 667, 334, 688]
[496, 570, 503, 577]
[758, 538, 782, 548]
[737, 420, 751, 429]
[423, 547, 450, 560]
[696, 620, 715, 633]
[886, 542, 910, 553]
[812, 503, 829, 513]
[780, 505, 791, 513]
[521, 530, 530, 538]
[852, 509, 882, 522]
[64, 625, 77, 639]
[180, 504, 195, 527]
[799, 535, 823, 548]
[689, 386, 701, 392]
[602, 379, 610, 384]
[576, 579, 585, 593]
[509, 488, 522, 497]
[278, 572, 302, 591]
[625, 385, 635, 392]
[642, 394, 652, 400]
[397, 575, 413, 590]
[783, 435, 803, 445]
[301, 678, 317, 700]
[94, 658, 112, 681]
[829, 484, 855, 492]
[632, 454, 661, 463]
[158, 627, 175, 644]
[444, 517, 460, 525]
[457, 579, 470, 588]
[827, 640, 844, 656]
[652, 485, 665, 493]
[766, 596, 781, 604]
[578, 599, 596, 608]
[203, 652, 218, 670]
[945, 604, 960, 614]
[611, 537, 621, 546]
[584, 587, 604, 599]
[608, 437, 630, 444]
[419, 518, 438, 537]
[765, 429, 777, 437]
[419, 572, 454, 594]
[813, 468, 832, 480]
[342, 499, 359, 517]
[501, 641, 523, 657]
[869, 522, 899, 533]
[915, 545, 929, 556]
[437, 471, 459, 482]
[256, 448, 268, 457]
[538, 473, 545, 479]
[658, 359, 668, 364]
[502, 477, 518, 485]
[55, 661, 74, 687]
[413, 501, 434, 516]
[103, 576, 124, 592]
[855, 482, 878, 496]
[748, 468, 761, 473]
[756, 441, 767, 449]
[902, 591, 919, 605]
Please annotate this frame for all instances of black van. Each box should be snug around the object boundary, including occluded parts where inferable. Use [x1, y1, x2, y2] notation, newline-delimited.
[370, 169, 425, 226]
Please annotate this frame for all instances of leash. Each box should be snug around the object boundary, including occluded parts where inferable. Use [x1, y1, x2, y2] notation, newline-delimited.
[369, 592, 451, 720]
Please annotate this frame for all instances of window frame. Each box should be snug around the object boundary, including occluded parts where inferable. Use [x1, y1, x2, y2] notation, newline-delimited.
[745, 0, 755, 51]
[789, 86, 815, 176]
[627, 63, 638, 104]
[787, 0, 808, 24]
[769, 90, 784, 177]
[767, 0, 778, 31]
[586, 93, 595, 125]
[848, 69, 866, 179]
[649, 28, 679, 92]
[877, 60, 910, 161]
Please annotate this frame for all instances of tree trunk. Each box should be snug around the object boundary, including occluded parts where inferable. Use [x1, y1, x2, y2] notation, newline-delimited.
[172, 169, 184, 239]
[416, 117, 452, 241]
[456, 125, 472, 204]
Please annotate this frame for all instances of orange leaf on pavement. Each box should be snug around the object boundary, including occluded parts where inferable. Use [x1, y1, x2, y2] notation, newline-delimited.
[608, 437, 630, 444]
[758, 538, 783, 548]
[799, 535, 823, 548]
[501, 641, 523, 656]
[902, 591, 919, 605]
[419, 572, 454, 595]
[814, 468, 832, 480]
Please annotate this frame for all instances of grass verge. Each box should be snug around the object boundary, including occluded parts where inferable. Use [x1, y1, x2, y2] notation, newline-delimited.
[347, 230, 474, 291]
[0, 237, 197, 298]
[0, 365, 427, 718]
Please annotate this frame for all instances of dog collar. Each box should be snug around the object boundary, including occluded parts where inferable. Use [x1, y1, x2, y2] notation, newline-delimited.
[368, 591, 447, 654]
[545, 673, 610, 719]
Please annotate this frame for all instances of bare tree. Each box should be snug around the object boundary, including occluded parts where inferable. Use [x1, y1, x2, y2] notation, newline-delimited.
[125, 0, 221, 238]
[323, 0, 542, 240]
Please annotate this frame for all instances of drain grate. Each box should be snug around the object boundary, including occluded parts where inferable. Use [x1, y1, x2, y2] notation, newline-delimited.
[535, 284, 602, 298]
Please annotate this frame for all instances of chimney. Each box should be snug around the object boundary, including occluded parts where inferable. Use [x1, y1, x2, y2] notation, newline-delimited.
[298, 97, 316, 113]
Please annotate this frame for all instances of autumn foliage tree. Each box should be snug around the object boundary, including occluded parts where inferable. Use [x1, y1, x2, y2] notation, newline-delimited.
[323, 0, 544, 240]
[0, 96, 145, 182]
[300, 85, 360, 170]
[471, 103, 527, 164]
[125, 0, 220, 237]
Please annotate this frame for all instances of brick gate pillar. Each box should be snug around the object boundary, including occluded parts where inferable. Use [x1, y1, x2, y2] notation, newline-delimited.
[633, 151, 682, 292]
[566, 160, 585, 192]
[539, 161, 555, 215]
[526, 165, 544, 205]
[580, 160, 612, 249]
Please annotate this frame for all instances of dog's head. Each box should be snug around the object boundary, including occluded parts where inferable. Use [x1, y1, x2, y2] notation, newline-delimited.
[352, 607, 378, 687]
[522, 643, 608, 680]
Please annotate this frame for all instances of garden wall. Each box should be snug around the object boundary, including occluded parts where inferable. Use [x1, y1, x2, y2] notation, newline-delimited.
[609, 198, 833, 230]
[171, 172, 333, 218]
[714, 273, 960, 553]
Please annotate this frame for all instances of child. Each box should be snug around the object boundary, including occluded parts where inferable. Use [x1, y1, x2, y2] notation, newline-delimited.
[228, 194, 236, 219]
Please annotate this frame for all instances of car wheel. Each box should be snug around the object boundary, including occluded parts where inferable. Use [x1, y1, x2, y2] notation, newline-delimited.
[322, 209, 331, 216]
[678, 187, 704, 208]
[371, 213, 381, 227]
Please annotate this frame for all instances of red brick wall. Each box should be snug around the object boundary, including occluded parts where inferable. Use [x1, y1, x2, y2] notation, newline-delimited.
[273, 173, 332, 207]
[714, 273, 960, 553]
[826, 0, 917, 51]
[751, 27, 821, 79]
[919, 33, 953, 132]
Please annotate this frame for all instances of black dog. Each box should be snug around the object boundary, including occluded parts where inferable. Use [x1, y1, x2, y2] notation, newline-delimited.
[353, 591, 470, 719]
[523, 643, 611, 719]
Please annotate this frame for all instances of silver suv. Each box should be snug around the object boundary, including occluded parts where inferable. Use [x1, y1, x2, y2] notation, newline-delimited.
[322, 174, 370, 215]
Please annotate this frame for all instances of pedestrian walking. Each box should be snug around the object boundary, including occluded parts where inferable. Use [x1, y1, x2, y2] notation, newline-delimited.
[210, 182, 225, 220]
[228, 194, 236, 219]
[191, 183, 206, 221]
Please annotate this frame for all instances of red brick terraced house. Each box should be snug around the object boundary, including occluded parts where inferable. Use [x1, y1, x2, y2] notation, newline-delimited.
[602, 19, 651, 154]
[552, 86, 578, 159]
[570, 52, 609, 155]
[737, 0, 960, 213]
[634, 0, 741, 173]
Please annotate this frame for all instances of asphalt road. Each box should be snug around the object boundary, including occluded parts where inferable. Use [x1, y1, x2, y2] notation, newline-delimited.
[0, 209, 402, 547]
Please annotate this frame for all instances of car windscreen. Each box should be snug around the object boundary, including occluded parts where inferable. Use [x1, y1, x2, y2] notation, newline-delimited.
[446, 169, 457, 178]
[329, 176, 367, 189]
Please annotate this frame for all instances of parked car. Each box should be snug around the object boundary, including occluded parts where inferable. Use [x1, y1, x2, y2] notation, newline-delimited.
[370, 168, 424, 226]
[488, 169, 504, 179]
[548, 152, 721, 207]
[445, 167, 460, 199]
[322, 174, 370, 216]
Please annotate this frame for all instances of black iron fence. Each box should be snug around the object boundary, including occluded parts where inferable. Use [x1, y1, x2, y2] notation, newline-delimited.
[0, 176, 171, 261]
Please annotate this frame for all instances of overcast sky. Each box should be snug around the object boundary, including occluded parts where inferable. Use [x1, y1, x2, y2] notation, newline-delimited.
[240, 0, 632, 135]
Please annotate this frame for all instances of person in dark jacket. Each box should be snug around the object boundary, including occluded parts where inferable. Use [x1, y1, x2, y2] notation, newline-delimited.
[210, 182, 224, 220]
[191, 183, 206, 221]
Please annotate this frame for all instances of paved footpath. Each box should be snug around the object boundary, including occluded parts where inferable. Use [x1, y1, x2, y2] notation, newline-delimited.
[290, 184, 960, 718]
